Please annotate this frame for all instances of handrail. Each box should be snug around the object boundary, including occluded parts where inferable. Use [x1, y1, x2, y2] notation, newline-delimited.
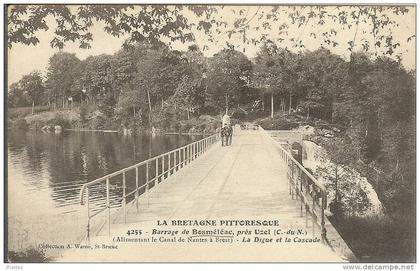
[79, 133, 218, 205]
[262, 130, 326, 191]
[79, 132, 220, 240]
[259, 125, 329, 246]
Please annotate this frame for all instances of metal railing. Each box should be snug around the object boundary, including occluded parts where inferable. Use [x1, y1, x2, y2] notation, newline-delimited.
[79, 133, 220, 240]
[259, 126, 329, 246]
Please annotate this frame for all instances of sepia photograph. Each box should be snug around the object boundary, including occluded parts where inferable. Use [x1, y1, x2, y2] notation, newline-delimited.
[3, 2, 417, 266]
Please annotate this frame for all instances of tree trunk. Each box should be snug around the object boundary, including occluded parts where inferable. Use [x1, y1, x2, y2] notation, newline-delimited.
[289, 92, 292, 114]
[270, 92, 274, 118]
[307, 105, 310, 120]
[335, 165, 339, 201]
[147, 89, 152, 124]
[261, 97, 265, 111]
[225, 94, 229, 114]
[280, 98, 285, 112]
[161, 96, 164, 110]
[31, 101, 34, 115]
[133, 107, 136, 117]
[187, 109, 190, 120]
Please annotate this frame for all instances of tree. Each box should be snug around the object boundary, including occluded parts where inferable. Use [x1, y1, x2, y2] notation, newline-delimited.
[206, 48, 253, 113]
[296, 49, 347, 120]
[45, 52, 81, 109]
[9, 71, 45, 112]
[252, 41, 299, 117]
[171, 75, 206, 120]
[8, 82, 26, 107]
[110, 49, 136, 101]
[20, 71, 45, 113]
[112, 42, 206, 126]
[116, 80, 147, 127]
[78, 54, 125, 117]
[80, 54, 113, 99]
[8, 5, 414, 62]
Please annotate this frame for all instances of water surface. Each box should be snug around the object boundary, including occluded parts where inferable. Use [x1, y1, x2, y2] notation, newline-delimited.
[7, 130, 202, 256]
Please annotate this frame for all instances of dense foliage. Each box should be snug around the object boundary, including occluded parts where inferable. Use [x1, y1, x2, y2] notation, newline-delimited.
[9, 43, 415, 212]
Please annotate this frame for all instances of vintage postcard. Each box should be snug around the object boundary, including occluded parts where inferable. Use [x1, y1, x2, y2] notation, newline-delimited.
[3, 2, 416, 267]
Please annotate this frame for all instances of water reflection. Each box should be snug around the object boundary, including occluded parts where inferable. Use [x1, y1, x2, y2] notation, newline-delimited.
[7, 130, 201, 253]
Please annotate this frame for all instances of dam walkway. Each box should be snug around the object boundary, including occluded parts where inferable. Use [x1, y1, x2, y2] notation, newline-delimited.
[60, 127, 354, 262]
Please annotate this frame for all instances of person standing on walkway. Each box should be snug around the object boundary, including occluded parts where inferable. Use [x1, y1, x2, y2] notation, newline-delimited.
[222, 113, 230, 127]
[226, 124, 233, 146]
[221, 112, 231, 147]
[221, 125, 227, 147]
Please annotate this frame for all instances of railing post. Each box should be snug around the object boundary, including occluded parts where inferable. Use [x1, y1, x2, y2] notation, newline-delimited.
[184, 145, 188, 166]
[312, 195, 315, 237]
[106, 178, 111, 236]
[135, 167, 139, 212]
[174, 150, 178, 172]
[167, 153, 171, 177]
[162, 155, 165, 180]
[85, 187, 90, 242]
[291, 163, 294, 200]
[183, 148, 185, 166]
[171, 152, 174, 173]
[295, 168, 300, 201]
[287, 158, 291, 196]
[182, 147, 186, 167]
[178, 149, 181, 169]
[321, 192, 327, 243]
[300, 174, 304, 216]
[122, 172, 126, 224]
[146, 162, 149, 206]
[156, 157, 159, 183]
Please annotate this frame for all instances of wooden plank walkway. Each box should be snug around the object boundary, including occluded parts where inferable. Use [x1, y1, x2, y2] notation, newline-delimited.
[59, 128, 346, 262]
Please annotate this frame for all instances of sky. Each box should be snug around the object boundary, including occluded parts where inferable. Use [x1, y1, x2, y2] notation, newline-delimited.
[7, 5, 416, 85]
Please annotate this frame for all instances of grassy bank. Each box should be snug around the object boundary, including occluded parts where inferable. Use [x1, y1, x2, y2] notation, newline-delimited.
[161, 114, 236, 134]
[8, 105, 228, 135]
[256, 111, 339, 131]
[8, 106, 52, 119]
